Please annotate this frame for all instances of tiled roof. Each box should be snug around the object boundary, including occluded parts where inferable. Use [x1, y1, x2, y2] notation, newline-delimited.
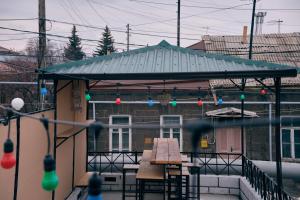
[189, 33, 300, 87]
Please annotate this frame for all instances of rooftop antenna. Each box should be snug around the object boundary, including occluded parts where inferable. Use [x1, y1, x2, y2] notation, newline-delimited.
[255, 12, 267, 35]
[267, 19, 283, 33]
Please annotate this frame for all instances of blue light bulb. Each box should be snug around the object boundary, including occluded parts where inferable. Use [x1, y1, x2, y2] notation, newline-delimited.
[147, 97, 154, 107]
[218, 97, 223, 105]
[87, 194, 103, 200]
[41, 87, 48, 96]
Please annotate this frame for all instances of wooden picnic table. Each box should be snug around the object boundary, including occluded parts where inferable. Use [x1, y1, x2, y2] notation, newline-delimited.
[151, 138, 182, 165]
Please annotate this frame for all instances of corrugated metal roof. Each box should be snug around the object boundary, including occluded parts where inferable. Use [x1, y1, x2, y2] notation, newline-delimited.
[189, 33, 300, 87]
[41, 40, 297, 80]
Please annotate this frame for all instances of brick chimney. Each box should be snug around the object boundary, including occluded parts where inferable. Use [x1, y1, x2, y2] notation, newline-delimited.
[242, 26, 248, 44]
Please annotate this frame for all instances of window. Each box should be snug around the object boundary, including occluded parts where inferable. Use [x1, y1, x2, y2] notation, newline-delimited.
[160, 115, 183, 151]
[281, 117, 300, 159]
[109, 115, 131, 152]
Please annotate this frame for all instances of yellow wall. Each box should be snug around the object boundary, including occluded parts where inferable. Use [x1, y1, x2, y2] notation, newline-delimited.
[55, 80, 87, 200]
[0, 110, 54, 200]
[0, 80, 88, 200]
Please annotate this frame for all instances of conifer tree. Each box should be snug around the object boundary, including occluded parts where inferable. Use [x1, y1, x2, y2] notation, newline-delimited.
[94, 26, 116, 56]
[64, 25, 85, 60]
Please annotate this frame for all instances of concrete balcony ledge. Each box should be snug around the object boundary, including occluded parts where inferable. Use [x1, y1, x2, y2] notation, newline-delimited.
[77, 173, 263, 200]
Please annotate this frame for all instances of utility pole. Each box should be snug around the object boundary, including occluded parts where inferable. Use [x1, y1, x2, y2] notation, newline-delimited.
[38, 0, 46, 110]
[248, 0, 257, 60]
[177, 0, 181, 47]
[126, 24, 130, 51]
[276, 19, 283, 33]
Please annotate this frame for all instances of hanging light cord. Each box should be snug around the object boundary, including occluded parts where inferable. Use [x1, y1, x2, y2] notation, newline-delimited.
[40, 116, 50, 154]
[6, 110, 13, 139]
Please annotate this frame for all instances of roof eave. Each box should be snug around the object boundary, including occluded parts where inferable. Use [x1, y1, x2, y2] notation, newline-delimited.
[39, 69, 298, 80]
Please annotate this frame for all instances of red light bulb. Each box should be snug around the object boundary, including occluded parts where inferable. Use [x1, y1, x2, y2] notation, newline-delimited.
[1, 139, 16, 169]
[260, 88, 267, 95]
[197, 98, 203, 107]
[115, 97, 121, 105]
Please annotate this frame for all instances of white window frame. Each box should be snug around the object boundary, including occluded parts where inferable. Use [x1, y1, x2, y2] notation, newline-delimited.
[109, 115, 132, 152]
[160, 115, 183, 152]
[281, 127, 300, 159]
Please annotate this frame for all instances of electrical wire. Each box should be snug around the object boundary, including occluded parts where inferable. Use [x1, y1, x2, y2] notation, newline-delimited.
[0, 104, 298, 130]
[0, 18, 38, 21]
[0, 25, 146, 47]
[129, 0, 300, 11]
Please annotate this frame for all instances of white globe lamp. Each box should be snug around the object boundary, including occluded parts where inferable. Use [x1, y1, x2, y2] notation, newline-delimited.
[11, 98, 24, 111]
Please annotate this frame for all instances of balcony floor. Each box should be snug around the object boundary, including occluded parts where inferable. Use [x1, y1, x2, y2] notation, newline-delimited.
[101, 192, 239, 200]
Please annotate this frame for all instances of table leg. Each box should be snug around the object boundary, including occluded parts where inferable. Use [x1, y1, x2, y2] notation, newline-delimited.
[163, 165, 166, 200]
[179, 165, 182, 200]
[186, 175, 189, 200]
[123, 169, 126, 200]
[197, 167, 200, 199]
[135, 173, 138, 200]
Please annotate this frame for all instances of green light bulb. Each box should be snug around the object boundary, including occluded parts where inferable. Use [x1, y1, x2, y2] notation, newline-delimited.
[240, 94, 245, 100]
[85, 93, 91, 101]
[171, 99, 177, 107]
[42, 170, 59, 191]
[42, 155, 59, 191]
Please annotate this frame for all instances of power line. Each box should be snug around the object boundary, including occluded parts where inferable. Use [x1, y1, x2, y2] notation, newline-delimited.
[86, 0, 109, 25]
[0, 18, 38, 21]
[0, 25, 146, 47]
[129, 0, 300, 11]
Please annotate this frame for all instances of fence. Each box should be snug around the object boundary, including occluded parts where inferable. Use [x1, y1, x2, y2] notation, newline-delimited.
[244, 158, 295, 200]
[87, 151, 243, 176]
[87, 151, 295, 199]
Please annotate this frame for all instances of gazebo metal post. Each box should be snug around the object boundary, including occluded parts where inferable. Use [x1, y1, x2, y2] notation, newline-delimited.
[275, 77, 283, 200]
[241, 79, 246, 176]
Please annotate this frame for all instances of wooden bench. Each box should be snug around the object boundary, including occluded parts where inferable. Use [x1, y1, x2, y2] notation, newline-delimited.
[168, 166, 189, 176]
[136, 150, 164, 180]
[136, 150, 165, 200]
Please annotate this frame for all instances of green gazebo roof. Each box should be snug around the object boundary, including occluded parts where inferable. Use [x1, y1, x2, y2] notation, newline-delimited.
[39, 40, 297, 80]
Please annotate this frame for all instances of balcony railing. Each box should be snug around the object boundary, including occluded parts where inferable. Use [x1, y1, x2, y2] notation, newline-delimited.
[244, 158, 294, 200]
[87, 151, 295, 200]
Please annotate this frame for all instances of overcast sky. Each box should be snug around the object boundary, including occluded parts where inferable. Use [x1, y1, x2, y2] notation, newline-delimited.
[0, 0, 299, 55]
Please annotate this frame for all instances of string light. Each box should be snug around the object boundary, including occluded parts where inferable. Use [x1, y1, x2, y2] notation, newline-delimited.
[40, 117, 59, 191]
[40, 82, 48, 96]
[218, 96, 223, 105]
[87, 173, 103, 200]
[11, 98, 24, 111]
[240, 94, 245, 100]
[1, 110, 16, 169]
[115, 84, 121, 105]
[85, 91, 91, 101]
[1, 139, 16, 169]
[197, 98, 203, 107]
[147, 86, 154, 107]
[170, 87, 177, 107]
[197, 87, 203, 107]
[260, 88, 267, 95]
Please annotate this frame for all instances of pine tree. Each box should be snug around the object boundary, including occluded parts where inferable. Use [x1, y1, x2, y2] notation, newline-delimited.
[64, 25, 85, 60]
[94, 26, 116, 56]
